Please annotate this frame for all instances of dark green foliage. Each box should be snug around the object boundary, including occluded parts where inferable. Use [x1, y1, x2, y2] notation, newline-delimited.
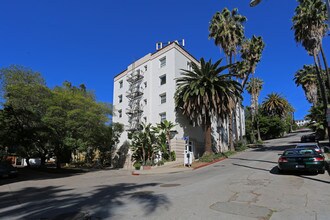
[234, 140, 248, 152]
[258, 116, 286, 139]
[133, 161, 141, 170]
[0, 65, 123, 168]
[170, 151, 176, 161]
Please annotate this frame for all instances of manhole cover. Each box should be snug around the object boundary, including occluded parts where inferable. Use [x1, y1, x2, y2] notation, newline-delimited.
[159, 184, 181, 187]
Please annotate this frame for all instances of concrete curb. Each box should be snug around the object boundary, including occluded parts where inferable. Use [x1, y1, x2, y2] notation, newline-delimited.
[193, 157, 227, 170]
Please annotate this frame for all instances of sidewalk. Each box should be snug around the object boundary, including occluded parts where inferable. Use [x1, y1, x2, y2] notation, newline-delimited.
[131, 160, 193, 175]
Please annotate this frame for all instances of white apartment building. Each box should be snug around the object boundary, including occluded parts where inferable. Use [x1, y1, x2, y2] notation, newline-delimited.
[113, 41, 245, 161]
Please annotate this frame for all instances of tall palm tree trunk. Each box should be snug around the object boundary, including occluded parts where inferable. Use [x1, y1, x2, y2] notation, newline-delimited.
[204, 117, 212, 154]
[228, 112, 235, 151]
[320, 46, 330, 92]
[314, 53, 330, 141]
[166, 133, 172, 161]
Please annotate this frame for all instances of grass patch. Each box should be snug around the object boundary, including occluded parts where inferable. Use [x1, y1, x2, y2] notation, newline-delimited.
[195, 151, 236, 164]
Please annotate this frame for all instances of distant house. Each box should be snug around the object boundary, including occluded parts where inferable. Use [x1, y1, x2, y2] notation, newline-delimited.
[295, 119, 310, 127]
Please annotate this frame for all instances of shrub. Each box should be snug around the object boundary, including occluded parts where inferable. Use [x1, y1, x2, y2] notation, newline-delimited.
[199, 153, 224, 162]
[234, 140, 248, 152]
[133, 162, 141, 170]
[157, 160, 165, 166]
[170, 151, 176, 161]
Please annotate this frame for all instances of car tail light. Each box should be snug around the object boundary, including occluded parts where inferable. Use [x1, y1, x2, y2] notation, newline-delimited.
[314, 157, 324, 162]
[278, 157, 288, 162]
[315, 149, 321, 153]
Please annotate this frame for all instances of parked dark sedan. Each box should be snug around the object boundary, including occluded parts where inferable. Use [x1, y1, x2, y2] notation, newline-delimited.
[278, 148, 325, 174]
[0, 163, 18, 178]
[301, 133, 318, 143]
[295, 143, 323, 154]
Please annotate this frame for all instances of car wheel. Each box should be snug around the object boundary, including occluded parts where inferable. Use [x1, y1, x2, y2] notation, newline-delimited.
[318, 169, 325, 174]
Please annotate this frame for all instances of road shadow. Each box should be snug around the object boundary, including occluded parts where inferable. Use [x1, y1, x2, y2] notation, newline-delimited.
[251, 144, 295, 152]
[0, 182, 170, 219]
[0, 167, 112, 186]
[270, 166, 330, 184]
[230, 157, 277, 164]
[232, 163, 270, 172]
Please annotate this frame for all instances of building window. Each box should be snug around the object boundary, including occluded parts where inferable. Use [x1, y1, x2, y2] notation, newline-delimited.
[160, 93, 166, 104]
[144, 99, 147, 105]
[119, 80, 123, 88]
[160, 57, 166, 68]
[160, 75, 166, 85]
[144, 65, 148, 71]
[159, 112, 166, 122]
[187, 61, 192, 70]
[144, 81, 147, 88]
[118, 110, 122, 118]
[118, 95, 123, 103]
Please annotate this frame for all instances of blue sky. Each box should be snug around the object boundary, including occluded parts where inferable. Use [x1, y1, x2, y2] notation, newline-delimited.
[1, 0, 329, 120]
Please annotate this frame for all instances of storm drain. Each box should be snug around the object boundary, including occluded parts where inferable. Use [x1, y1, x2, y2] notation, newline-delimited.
[210, 202, 273, 219]
[159, 184, 181, 187]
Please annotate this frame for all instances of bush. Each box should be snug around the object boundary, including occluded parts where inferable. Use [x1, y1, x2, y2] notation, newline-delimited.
[199, 153, 224, 162]
[157, 160, 165, 166]
[133, 162, 141, 170]
[234, 140, 248, 152]
[170, 151, 176, 161]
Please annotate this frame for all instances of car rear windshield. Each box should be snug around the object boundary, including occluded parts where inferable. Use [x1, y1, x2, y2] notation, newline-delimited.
[283, 149, 317, 156]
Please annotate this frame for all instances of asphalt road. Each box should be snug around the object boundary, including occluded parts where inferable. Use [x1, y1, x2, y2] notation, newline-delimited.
[1, 130, 330, 220]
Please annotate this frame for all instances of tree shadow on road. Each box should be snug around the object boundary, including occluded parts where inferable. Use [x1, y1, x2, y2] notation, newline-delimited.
[270, 166, 330, 184]
[230, 157, 277, 164]
[0, 167, 121, 186]
[251, 144, 295, 152]
[0, 182, 170, 219]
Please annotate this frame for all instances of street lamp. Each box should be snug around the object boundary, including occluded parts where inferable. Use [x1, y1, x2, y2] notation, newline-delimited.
[249, 0, 261, 7]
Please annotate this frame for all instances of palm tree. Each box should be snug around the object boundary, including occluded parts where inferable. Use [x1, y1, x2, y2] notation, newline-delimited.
[262, 93, 289, 118]
[175, 58, 242, 154]
[209, 8, 247, 149]
[292, 0, 328, 105]
[294, 65, 319, 105]
[246, 77, 264, 141]
[238, 36, 265, 89]
[131, 123, 157, 165]
[292, 0, 330, 139]
[246, 77, 264, 116]
[209, 8, 246, 64]
[156, 120, 176, 161]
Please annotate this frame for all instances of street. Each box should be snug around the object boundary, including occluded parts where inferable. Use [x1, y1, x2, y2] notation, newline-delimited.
[1, 130, 330, 220]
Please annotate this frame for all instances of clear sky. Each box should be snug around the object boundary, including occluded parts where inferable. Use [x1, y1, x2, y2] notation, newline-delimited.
[1, 0, 329, 120]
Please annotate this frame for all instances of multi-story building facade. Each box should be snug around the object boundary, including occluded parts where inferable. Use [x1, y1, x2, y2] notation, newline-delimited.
[113, 41, 245, 161]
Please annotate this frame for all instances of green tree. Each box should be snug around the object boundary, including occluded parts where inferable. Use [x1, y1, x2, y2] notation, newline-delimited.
[43, 82, 112, 168]
[292, 0, 329, 90]
[262, 93, 291, 118]
[156, 120, 176, 161]
[209, 8, 247, 150]
[246, 77, 264, 141]
[294, 64, 319, 105]
[0, 65, 51, 167]
[175, 58, 242, 154]
[292, 0, 330, 138]
[131, 123, 158, 165]
[238, 36, 265, 89]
